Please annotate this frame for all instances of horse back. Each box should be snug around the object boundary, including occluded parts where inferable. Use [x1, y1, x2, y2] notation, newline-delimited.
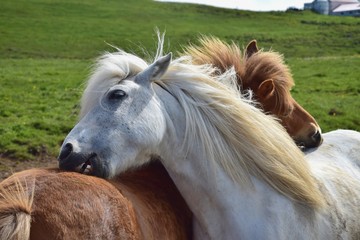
[0, 162, 193, 240]
[1, 168, 141, 240]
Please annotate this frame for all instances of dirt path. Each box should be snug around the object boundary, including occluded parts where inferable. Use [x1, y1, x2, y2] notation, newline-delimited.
[0, 156, 58, 180]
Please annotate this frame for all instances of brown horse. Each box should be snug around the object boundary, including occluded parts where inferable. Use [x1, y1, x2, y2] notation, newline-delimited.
[183, 37, 322, 148]
[0, 161, 192, 240]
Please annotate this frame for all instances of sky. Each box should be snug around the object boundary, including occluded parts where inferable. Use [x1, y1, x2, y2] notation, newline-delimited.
[156, 0, 312, 11]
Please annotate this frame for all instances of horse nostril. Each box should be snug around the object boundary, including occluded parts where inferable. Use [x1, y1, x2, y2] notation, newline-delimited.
[58, 143, 73, 161]
[312, 131, 320, 140]
[312, 131, 323, 145]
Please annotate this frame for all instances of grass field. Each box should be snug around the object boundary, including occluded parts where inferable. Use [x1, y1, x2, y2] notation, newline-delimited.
[0, 0, 359, 161]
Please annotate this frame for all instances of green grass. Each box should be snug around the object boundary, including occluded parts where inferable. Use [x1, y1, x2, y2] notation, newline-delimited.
[2, 0, 360, 58]
[0, 0, 359, 160]
[288, 56, 360, 133]
[0, 59, 88, 159]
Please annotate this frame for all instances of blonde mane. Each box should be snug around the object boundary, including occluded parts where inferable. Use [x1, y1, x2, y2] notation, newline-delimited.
[183, 36, 295, 115]
[81, 43, 324, 208]
[156, 57, 324, 208]
[0, 176, 34, 240]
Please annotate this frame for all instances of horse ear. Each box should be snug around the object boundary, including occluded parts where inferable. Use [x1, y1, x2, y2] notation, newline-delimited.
[258, 79, 275, 99]
[135, 53, 172, 85]
[245, 40, 258, 58]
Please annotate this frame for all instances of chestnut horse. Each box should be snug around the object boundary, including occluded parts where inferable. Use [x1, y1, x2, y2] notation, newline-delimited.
[183, 36, 322, 148]
[0, 161, 192, 240]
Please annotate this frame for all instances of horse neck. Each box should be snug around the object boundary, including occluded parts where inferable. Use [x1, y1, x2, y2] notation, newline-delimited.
[160, 127, 298, 239]
[155, 85, 296, 239]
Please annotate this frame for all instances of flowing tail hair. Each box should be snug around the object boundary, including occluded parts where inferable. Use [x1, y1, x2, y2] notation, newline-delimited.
[0, 176, 35, 240]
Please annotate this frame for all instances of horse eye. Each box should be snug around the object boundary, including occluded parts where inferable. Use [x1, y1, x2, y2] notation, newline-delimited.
[108, 89, 127, 101]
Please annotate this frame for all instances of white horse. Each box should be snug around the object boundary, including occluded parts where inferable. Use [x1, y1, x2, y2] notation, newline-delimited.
[58, 50, 360, 239]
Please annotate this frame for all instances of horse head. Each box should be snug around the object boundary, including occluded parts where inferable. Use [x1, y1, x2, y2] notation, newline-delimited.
[58, 53, 172, 178]
[244, 40, 322, 148]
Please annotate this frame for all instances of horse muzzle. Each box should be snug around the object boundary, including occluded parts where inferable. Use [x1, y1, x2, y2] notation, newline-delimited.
[58, 142, 109, 178]
[296, 130, 323, 150]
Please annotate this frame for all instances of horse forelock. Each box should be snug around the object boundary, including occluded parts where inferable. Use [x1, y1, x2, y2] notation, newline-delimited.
[184, 36, 295, 115]
[244, 50, 294, 88]
[244, 51, 295, 113]
[80, 52, 148, 118]
[157, 56, 324, 209]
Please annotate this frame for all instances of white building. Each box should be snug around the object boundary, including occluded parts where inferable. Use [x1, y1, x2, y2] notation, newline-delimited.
[304, 0, 360, 16]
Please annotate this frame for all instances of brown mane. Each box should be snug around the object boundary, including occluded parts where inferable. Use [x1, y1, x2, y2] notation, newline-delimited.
[244, 48, 294, 115]
[183, 36, 294, 115]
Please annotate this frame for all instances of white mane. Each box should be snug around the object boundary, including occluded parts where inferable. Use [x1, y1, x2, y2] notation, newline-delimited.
[155, 56, 324, 208]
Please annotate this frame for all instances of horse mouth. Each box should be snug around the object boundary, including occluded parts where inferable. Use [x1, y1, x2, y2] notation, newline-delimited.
[58, 148, 109, 178]
[75, 153, 109, 178]
[73, 153, 97, 175]
[297, 142, 306, 151]
[78, 159, 93, 174]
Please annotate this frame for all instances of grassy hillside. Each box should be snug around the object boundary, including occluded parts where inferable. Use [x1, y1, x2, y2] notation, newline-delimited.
[1, 0, 359, 160]
[2, 0, 360, 59]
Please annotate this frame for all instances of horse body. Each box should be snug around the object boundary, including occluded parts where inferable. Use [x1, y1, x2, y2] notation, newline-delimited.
[167, 130, 360, 239]
[0, 162, 192, 240]
[305, 130, 360, 167]
[58, 51, 360, 239]
[305, 130, 360, 239]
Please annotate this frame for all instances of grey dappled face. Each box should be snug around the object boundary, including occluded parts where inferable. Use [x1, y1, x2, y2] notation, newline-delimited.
[58, 54, 172, 178]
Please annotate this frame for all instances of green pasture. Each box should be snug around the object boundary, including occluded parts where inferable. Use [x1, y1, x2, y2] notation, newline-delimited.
[1, 0, 359, 160]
